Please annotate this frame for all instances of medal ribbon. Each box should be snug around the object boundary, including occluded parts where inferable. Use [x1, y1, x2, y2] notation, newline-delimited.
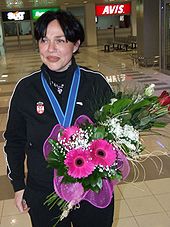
[41, 66, 80, 127]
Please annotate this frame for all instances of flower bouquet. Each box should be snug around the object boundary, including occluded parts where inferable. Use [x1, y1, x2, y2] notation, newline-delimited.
[43, 84, 170, 225]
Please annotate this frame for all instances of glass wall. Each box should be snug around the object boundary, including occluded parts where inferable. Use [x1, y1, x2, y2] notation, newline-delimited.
[3, 20, 33, 50]
[96, 15, 131, 30]
[160, 0, 170, 73]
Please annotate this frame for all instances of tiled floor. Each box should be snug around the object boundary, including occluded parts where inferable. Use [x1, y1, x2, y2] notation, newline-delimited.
[0, 45, 170, 227]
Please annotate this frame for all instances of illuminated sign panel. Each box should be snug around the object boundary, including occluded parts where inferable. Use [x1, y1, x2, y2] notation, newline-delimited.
[32, 8, 60, 20]
[95, 3, 131, 16]
[2, 11, 30, 21]
[8, 12, 25, 20]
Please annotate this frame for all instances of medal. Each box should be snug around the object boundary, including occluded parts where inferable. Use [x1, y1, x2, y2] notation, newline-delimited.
[41, 66, 80, 127]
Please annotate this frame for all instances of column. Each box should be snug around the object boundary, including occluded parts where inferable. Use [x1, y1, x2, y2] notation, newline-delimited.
[0, 18, 4, 53]
[136, 0, 159, 60]
[131, 0, 137, 36]
[84, 2, 97, 46]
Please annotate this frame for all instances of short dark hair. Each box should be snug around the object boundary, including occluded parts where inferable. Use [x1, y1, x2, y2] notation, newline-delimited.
[34, 10, 85, 45]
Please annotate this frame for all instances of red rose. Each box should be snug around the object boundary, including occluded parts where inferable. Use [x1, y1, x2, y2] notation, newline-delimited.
[159, 90, 169, 99]
[158, 91, 170, 106]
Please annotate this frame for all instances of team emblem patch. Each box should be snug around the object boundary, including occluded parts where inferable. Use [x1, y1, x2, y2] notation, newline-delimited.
[36, 102, 44, 114]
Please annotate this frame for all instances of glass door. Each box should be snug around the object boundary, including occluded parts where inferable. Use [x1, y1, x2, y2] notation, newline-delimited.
[3, 20, 34, 50]
[3, 21, 19, 49]
[18, 21, 34, 48]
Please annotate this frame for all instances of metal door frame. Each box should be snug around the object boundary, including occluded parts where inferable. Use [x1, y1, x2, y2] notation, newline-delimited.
[160, 0, 170, 74]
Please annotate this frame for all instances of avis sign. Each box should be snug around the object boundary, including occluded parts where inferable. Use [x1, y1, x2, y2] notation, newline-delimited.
[96, 3, 131, 16]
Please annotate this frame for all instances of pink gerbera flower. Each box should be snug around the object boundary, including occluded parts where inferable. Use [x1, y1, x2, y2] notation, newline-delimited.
[64, 148, 95, 179]
[59, 126, 79, 142]
[89, 139, 117, 167]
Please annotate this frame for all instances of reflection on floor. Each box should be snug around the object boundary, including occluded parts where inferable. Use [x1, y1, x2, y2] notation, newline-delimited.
[0, 46, 170, 227]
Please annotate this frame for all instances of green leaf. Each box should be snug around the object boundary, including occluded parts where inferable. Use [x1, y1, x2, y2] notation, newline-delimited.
[110, 98, 132, 115]
[152, 121, 167, 128]
[48, 150, 64, 162]
[89, 174, 98, 187]
[129, 99, 151, 112]
[102, 104, 112, 113]
[93, 126, 105, 139]
[48, 138, 58, 147]
[137, 109, 150, 120]
[96, 177, 103, 190]
[106, 133, 114, 141]
[94, 110, 107, 122]
[113, 171, 122, 180]
[139, 116, 152, 127]
[80, 169, 104, 193]
[56, 164, 66, 176]
[61, 174, 77, 183]
[121, 112, 132, 125]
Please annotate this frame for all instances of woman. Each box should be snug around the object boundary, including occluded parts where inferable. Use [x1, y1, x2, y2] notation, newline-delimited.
[4, 10, 114, 227]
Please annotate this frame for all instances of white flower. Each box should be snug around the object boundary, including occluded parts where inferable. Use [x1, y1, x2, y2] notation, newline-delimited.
[113, 124, 123, 137]
[67, 128, 90, 149]
[119, 139, 136, 151]
[144, 84, 155, 96]
[99, 168, 104, 172]
[109, 117, 120, 127]
[110, 98, 118, 105]
[109, 118, 123, 137]
[123, 125, 139, 141]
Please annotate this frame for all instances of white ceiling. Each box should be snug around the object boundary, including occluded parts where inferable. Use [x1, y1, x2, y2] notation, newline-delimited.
[0, 0, 130, 11]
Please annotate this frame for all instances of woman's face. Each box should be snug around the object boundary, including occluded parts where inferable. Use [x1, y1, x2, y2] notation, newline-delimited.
[39, 19, 80, 72]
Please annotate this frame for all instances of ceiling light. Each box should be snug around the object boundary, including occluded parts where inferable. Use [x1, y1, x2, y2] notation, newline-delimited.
[1, 74, 8, 78]
[6, 0, 23, 8]
[0, 79, 7, 82]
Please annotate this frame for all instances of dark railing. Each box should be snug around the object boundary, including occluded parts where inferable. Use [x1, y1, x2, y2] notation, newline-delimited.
[104, 36, 137, 52]
[130, 54, 160, 67]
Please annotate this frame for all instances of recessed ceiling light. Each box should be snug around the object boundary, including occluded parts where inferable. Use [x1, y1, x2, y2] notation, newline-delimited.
[1, 74, 8, 78]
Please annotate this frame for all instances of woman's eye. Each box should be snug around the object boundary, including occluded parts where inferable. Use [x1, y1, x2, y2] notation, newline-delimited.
[40, 37, 66, 45]
[41, 38, 48, 43]
[55, 39, 66, 44]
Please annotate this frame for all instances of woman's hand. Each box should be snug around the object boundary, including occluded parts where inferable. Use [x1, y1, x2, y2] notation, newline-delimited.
[15, 189, 29, 212]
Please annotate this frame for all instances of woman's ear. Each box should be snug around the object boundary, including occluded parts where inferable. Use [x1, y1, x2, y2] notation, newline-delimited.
[73, 40, 80, 53]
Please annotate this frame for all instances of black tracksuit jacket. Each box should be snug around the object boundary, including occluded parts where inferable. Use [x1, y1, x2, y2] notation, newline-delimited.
[4, 59, 113, 193]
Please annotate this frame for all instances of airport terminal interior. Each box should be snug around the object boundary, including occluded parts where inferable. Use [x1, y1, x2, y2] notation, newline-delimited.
[0, 45, 170, 227]
[0, 0, 170, 227]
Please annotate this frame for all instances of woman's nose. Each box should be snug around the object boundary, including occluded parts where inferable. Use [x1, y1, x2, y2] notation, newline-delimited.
[48, 41, 56, 52]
